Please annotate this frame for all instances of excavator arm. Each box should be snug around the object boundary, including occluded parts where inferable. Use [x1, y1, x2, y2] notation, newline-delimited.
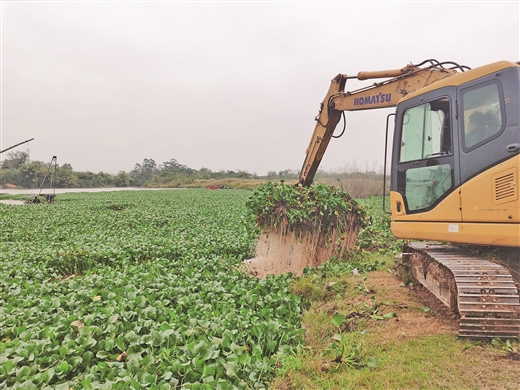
[298, 62, 459, 186]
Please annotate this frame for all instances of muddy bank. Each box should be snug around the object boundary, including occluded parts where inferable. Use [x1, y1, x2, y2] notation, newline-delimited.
[244, 223, 360, 278]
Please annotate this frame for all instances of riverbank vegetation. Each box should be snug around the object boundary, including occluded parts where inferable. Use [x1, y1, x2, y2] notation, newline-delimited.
[1, 152, 387, 198]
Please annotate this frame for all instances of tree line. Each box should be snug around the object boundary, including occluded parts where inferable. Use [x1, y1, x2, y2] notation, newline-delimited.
[1, 151, 384, 192]
[0, 151, 275, 189]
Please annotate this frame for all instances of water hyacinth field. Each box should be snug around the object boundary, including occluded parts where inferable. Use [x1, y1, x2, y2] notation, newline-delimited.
[0, 189, 305, 389]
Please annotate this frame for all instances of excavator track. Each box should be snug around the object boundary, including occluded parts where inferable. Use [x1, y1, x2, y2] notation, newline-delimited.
[404, 242, 520, 339]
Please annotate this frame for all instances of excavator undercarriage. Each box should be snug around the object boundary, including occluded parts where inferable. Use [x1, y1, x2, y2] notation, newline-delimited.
[404, 243, 520, 339]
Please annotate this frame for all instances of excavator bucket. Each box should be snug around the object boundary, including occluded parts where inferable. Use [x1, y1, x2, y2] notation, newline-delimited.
[243, 182, 367, 277]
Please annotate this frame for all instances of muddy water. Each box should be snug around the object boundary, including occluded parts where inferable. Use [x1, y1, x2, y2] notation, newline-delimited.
[0, 187, 182, 195]
[0, 187, 183, 206]
[0, 200, 26, 205]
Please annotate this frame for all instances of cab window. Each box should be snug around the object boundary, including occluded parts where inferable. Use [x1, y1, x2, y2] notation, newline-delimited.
[398, 97, 453, 212]
[462, 83, 503, 149]
[399, 98, 451, 162]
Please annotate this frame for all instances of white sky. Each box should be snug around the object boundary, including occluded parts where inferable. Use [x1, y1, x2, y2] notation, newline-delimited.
[1, 1, 519, 175]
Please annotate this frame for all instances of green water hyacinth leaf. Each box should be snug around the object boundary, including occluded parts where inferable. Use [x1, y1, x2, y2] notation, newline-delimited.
[16, 365, 31, 379]
[0, 189, 303, 388]
[225, 361, 238, 377]
[238, 352, 252, 365]
[104, 339, 115, 351]
[54, 383, 70, 390]
[246, 182, 367, 237]
[96, 350, 108, 359]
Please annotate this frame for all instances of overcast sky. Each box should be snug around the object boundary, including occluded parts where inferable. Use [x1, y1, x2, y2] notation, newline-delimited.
[1, 1, 519, 175]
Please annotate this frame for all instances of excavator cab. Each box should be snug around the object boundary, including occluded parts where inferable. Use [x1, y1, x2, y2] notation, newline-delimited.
[390, 61, 520, 248]
[389, 61, 520, 338]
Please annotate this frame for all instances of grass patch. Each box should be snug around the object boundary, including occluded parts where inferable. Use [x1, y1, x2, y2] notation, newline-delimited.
[271, 254, 520, 389]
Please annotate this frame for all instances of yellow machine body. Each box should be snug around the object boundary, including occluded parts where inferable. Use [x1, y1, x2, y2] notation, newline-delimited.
[390, 155, 519, 247]
[297, 59, 520, 338]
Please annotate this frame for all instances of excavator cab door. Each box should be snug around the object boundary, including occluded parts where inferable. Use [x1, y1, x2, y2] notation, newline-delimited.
[391, 87, 460, 218]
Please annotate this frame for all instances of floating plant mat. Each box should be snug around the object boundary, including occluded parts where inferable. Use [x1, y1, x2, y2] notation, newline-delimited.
[244, 182, 368, 277]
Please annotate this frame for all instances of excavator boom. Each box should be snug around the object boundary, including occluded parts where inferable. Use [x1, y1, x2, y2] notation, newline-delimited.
[298, 63, 458, 186]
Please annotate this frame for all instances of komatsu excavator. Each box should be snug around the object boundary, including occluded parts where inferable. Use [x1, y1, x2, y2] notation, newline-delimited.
[299, 59, 520, 339]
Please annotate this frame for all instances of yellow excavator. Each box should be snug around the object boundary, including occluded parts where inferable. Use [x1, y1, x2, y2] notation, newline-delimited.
[298, 59, 520, 339]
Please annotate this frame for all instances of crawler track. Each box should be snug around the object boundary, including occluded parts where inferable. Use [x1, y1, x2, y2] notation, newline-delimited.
[405, 243, 520, 339]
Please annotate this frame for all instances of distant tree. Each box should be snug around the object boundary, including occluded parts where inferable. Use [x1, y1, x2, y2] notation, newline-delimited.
[267, 170, 277, 179]
[19, 161, 46, 188]
[129, 158, 158, 186]
[213, 170, 226, 178]
[0, 156, 130, 189]
[161, 158, 193, 175]
[236, 170, 253, 179]
[76, 172, 99, 188]
[0, 168, 22, 187]
[96, 172, 115, 187]
[2, 151, 30, 169]
[114, 171, 130, 187]
[56, 164, 79, 188]
[197, 167, 214, 180]
[142, 158, 157, 173]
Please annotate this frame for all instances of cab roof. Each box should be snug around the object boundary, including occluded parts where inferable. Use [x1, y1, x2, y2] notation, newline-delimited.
[400, 61, 519, 103]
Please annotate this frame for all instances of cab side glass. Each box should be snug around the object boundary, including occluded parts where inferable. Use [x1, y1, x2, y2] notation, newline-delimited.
[405, 164, 452, 211]
[398, 97, 453, 212]
[462, 83, 503, 149]
[399, 98, 450, 162]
